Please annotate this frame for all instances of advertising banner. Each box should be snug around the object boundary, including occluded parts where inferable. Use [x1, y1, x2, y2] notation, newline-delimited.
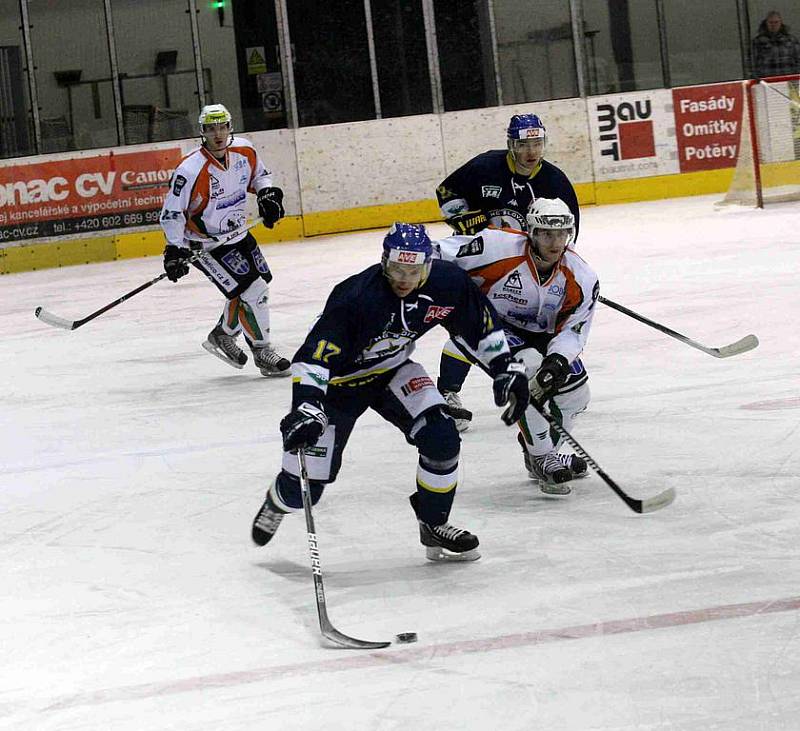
[0, 148, 181, 243]
[672, 82, 744, 172]
[588, 89, 678, 180]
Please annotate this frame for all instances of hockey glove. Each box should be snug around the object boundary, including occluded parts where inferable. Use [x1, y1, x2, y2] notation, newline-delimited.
[257, 186, 285, 228]
[163, 245, 192, 282]
[534, 353, 570, 400]
[446, 210, 489, 236]
[280, 401, 328, 451]
[490, 354, 530, 426]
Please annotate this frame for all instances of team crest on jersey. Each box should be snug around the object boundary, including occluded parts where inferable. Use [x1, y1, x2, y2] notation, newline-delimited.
[424, 305, 454, 323]
[456, 236, 484, 258]
[481, 185, 502, 198]
[401, 375, 434, 396]
[503, 271, 523, 291]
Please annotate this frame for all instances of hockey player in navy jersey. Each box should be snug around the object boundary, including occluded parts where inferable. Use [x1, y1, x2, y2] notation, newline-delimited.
[251, 223, 530, 561]
[435, 114, 581, 430]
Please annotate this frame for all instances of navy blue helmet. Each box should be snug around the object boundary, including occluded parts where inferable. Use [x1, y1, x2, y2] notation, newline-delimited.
[507, 113, 546, 141]
[381, 223, 432, 267]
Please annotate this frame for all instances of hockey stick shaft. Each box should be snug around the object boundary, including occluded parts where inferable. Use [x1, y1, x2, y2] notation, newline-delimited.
[34, 221, 262, 331]
[297, 450, 391, 650]
[599, 296, 758, 358]
[530, 400, 675, 514]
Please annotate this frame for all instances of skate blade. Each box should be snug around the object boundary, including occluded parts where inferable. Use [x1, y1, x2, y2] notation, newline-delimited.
[425, 546, 481, 562]
[537, 479, 572, 496]
[257, 367, 291, 378]
[202, 340, 246, 369]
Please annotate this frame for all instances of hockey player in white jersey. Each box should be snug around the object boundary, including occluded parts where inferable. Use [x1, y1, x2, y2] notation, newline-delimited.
[437, 198, 599, 495]
[159, 103, 290, 376]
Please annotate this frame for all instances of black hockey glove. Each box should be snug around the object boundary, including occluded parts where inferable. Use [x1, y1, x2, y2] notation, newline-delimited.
[163, 244, 192, 282]
[490, 354, 530, 426]
[446, 210, 489, 236]
[280, 401, 328, 451]
[534, 353, 570, 400]
[257, 186, 285, 228]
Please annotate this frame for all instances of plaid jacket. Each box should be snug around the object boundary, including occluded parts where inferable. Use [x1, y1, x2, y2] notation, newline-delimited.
[751, 24, 800, 78]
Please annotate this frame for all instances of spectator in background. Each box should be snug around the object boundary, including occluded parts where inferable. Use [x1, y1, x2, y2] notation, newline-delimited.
[751, 10, 800, 78]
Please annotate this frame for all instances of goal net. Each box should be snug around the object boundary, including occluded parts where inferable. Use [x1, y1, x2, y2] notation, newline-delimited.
[720, 74, 800, 207]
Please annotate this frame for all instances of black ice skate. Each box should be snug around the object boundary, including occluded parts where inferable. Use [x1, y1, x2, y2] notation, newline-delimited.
[410, 492, 479, 561]
[418, 520, 480, 562]
[517, 433, 585, 496]
[252, 490, 287, 546]
[203, 323, 247, 369]
[441, 390, 472, 432]
[251, 344, 291, 377]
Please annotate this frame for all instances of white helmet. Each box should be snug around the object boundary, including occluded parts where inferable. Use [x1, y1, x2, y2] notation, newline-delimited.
[526, 197, 574, 232]
[198, 103, 232, 129]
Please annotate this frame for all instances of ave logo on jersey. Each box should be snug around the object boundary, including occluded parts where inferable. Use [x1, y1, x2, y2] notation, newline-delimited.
[456, 236, 484, 258]
[481, 185, 502, 198]
[503, 271, 523, 291]
[423, 305, 454, 323]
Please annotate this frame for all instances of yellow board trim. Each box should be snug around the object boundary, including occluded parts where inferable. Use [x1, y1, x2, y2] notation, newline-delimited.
[0, 168, 758, 275]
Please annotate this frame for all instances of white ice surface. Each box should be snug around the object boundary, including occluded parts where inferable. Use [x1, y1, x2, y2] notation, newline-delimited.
[1, 195, 799, 730]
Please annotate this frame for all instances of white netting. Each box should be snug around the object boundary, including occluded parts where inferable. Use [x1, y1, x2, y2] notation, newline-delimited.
[721, 75, 800, 206]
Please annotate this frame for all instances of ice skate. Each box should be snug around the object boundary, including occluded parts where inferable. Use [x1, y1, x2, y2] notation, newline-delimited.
[252, 490, 287, 546]
[517, 433, 584, 496]
[418, 519, 480, 561]
[442, 390, 472, 432]
[251, 343, 291, 377]
[203, 323, 247, 369]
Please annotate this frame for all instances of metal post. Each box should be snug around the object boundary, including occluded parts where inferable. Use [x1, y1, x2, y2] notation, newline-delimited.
[654, 0, 671, 89]
[363, 0, 382, 119]
[274, 0, 298, 128]
[569, 0, 587, 98]
[18, 0, 41, 153]
[421, 0, 443, 114]
[102, 0, 125, 145]
[484, 0, 502, 106]
[187, 0, 207, 107]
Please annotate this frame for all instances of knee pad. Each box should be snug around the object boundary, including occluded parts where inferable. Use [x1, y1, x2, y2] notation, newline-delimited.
[410, 407, 460, 468]
[240, 277, 269, 308]
[272, 469, 325, 511]
[552, 380, 590, 421]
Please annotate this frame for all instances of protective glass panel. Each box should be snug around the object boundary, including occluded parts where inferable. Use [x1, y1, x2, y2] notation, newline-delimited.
[434, 0, 497, 111]
[111, 0, 199, 143]
[28, 0, 117, 151]
[663, 0, 744, 86]
[287, 0, 374, 127]
[0, 0, 33, 158]
[198, 0, 287, 132]
[494, 0, 578, 103]
[372, 0, 432, 118]
[582, 1, 664, 95]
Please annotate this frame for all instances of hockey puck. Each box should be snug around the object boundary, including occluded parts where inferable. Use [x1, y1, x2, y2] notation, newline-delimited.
[395, 632, 418, 644]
